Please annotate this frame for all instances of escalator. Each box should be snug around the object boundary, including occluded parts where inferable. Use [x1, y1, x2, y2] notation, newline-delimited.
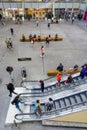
[20, 72, 87, 97]
[15, 90, 87, 121]
[14, 72, 87, 122]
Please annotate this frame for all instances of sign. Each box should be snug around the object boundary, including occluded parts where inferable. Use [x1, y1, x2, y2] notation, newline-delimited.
[18, 58, 32, 61]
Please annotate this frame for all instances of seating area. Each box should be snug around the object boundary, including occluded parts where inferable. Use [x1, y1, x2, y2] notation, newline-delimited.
[47, 66, 81, 76]
[20, 35, 63, 42]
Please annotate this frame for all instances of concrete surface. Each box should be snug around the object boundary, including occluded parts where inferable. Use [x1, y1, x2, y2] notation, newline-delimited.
[0, 18, 87, 130]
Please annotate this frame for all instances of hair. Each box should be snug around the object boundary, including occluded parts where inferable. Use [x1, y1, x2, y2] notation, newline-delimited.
[36, 100, 40, 103]
[41, 46, 44, 49]
[39, 80, 43, 83]
[49, 98, 53, 101]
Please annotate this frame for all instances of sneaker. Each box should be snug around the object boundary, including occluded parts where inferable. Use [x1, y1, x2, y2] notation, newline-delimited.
[9, 94, 12, 97]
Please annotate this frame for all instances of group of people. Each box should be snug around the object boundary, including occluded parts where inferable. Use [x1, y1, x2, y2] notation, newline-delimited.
[33, 97, 54, 117]
[56, 63, 87, 87]
[56, 63, 76, 86]
[6, 81, 55, 115]
[22, 33, 58, 43]
[5, 83, 23, 112]
[5, 28, 14, 49]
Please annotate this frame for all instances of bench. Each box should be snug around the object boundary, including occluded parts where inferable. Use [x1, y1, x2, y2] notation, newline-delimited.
[20, 36, 63, 42]
[47, 67, 81, 76]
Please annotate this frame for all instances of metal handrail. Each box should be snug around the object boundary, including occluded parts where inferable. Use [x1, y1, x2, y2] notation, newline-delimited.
[15, 100, 87, 121]
[20, 90, 87, 104]
[21, 75, 56, 85]
[21, 73, 81, 90]
[19, 78, 87, 98]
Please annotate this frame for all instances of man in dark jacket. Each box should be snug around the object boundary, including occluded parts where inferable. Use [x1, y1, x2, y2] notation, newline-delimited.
[39, 80, 44, 93]
[56, 63, 64, 72]
[6, 83, 17, 97]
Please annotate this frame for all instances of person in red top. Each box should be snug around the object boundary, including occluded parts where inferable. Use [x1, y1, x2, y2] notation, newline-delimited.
[57, 73, 61, 87]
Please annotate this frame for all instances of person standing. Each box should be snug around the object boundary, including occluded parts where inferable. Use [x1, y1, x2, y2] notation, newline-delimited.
[65, 74, 73, 84]
[46, 37, 49, 44]
[45, 98, 54, 111]
[39, 80, 44, 92]
[6, 83, 17, 97]
[5, 38, 9, 48]
[72, 17, 74, 24]
[80, 65, 86, 79]
[10, 28, 14, 35]
[48, 23, 50, 28]
[31, 38, 34, 46]
[9, 38, 13, 48]
[56, 63, 64, 72]
[34, 100, 42, 116]
[56, 73, 61, 87]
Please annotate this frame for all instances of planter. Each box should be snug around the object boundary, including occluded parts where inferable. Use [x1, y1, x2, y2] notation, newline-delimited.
[20, 36, 63, 42]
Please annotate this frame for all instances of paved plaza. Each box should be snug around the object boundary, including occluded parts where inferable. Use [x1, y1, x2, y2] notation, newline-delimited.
[0, 19, 87, 130]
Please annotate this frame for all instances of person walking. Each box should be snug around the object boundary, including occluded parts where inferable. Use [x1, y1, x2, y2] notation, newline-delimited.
[41, 45, 45, 57]
[6, 83, 17, 97]
[11, 95, 23, 112]
[39, 80, 44, 92]
[10, 28, 14, 35]
[46, 37, 49, 44]
[48, 23, 50, 29]
[9, 38, 13, 48]
[5, 38, 10, 48]
[72, 17, 75, 24]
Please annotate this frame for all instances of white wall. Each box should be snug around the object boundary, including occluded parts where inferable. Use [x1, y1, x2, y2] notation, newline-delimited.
[0, 2, 86, 11]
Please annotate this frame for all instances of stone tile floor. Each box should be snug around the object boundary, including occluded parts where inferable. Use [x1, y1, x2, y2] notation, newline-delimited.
[0, 19, 87, 130]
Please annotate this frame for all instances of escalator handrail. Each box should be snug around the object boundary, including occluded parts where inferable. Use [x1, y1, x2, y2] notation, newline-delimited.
[18, 79, 87, 98]
[15, 100, 87, 121]
[20, 90, 87, 104]
[21, 73, 81, 91]
[21, 75, 56, 85]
